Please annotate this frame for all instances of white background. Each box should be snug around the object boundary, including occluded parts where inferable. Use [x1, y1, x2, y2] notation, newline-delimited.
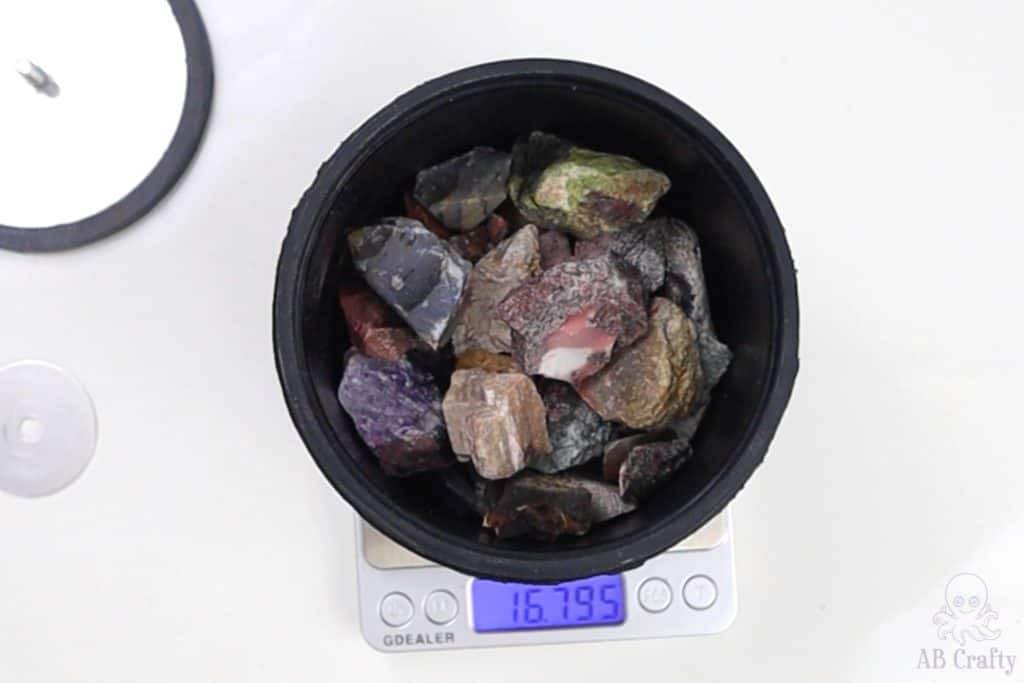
[2, 1, 1023, 681]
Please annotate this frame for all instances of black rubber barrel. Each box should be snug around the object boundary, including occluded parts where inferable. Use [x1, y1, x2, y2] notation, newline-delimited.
[273, 59, 799, 583]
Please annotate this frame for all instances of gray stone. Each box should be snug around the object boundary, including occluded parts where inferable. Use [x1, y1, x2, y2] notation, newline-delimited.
[576, 220, 668, 291]
[530, 380, 613, 473]
[414, 147, 511, 231]
[348, 217, 471, 349]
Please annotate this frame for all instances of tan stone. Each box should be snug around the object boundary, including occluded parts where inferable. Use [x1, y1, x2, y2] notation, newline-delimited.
[442, 369, 552, 479]
[451, 225, 542, 355]
[455, 350, 523, 374]
[579, 298, 703, 429]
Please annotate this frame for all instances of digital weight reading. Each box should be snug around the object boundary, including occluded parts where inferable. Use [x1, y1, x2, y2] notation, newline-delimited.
[471, 575, 625, 632]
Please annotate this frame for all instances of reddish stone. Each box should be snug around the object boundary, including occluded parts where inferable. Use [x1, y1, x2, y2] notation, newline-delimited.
[338, 284, 425, 361]
[496, 255, 648, 383]
[403, 191, 450, 240]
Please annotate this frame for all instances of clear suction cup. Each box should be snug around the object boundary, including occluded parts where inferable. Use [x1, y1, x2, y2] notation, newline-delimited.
[0, 361, 98, 497]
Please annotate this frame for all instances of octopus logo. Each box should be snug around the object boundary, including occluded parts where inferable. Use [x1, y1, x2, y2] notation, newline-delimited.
[933, 573, 1002, 646]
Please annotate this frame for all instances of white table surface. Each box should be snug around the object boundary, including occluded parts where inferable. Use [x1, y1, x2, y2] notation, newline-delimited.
[2, 1, 1022, 681]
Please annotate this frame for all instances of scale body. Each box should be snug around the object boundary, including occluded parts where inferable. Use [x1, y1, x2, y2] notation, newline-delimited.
[356, 511, 736, 652]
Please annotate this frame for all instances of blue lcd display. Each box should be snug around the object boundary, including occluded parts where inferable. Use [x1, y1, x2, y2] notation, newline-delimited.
[471, 575, 625, 632]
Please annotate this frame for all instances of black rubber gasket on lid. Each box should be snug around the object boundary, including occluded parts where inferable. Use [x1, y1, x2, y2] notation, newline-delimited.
[0, 0, 214, 253]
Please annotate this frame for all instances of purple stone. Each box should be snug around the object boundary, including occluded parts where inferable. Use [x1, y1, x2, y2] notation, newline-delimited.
[337, 353, 452, 477]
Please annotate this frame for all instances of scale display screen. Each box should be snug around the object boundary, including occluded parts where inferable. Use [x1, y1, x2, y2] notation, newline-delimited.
[471, 575, 625, 632]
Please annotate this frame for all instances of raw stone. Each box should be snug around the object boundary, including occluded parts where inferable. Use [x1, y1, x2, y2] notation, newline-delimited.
[575, 219, 668, 292]
[508, 131, 670, 240]
[403, 191, 450, 239]
[337, 353, 452, 477]
[441, 369, 552, 480]
[496, 255, 648, 383]
[348, 217, 471, 349]
[618, 440, 692, 500]
[556, 474, 637, 523]
[451, 225, 542, 355]
[449, 213, 510, 263]
[538, 229, 573, 269]
[338, 284, 425, 361]
[654, 218, 733, 435]
[602, 430, 675, 481]
[414, 147, 511, 231]
[530, 380, 613, 473]
[579, 297, 703, 429]
[483, 473, 592, 540]
[455, 350, 522, 374]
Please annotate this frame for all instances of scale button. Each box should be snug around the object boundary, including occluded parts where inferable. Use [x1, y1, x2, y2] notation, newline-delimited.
[683, 575, 718, 610]
[424, 590, 459, 625]
[637, 578, 673, 613]
[379, 592, 415, 627]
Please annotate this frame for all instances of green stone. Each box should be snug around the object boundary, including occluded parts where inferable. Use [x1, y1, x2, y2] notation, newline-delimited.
[508, 132, 671, 239]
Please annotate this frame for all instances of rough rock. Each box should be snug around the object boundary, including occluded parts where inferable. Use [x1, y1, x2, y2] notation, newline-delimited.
[556, 474, 637, 523]
[496, 255, 648, 383]
[337, 353, 452, 477]
[451, 225, 542, 355]
[579, 298, 703, 429]
[601, 430, 674, 481]
[618, 440, 692, 500]
[449, 213, 510, 263]
[575, 220, 668, 291]
[483, 473, 592, 540]
[455, 349, 522, 374]
[538, 229, 573, 269]
[348, 217, 471, 349]
[338, 284, 425, 361]
[403, 191, 450, 239]
[414, 147, 511, 231]
[655, 218, 733, 424]
[508, 131, 670, 240]
[530, 380, 613, 473]
[442, 370, 552, 480]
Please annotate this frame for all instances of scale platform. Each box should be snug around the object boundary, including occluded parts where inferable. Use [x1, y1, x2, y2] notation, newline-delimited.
[356, 511, 736, 652]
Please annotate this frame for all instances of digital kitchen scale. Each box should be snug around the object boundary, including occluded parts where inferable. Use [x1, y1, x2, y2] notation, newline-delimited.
[356, 510, 736, 652]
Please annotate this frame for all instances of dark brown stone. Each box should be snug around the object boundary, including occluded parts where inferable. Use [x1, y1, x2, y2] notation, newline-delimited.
[483, 473, 593, 540]
[449, 213, 511, 263]
[619, 440, 692, 500]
